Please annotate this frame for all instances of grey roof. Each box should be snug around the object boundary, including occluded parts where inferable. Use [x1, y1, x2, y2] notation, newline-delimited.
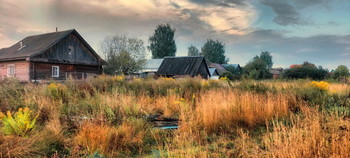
[141, 59, 164, 72]
[208, 63, 227, 75]
[0, 29, 103, 62]
[156, 56, 210, 76]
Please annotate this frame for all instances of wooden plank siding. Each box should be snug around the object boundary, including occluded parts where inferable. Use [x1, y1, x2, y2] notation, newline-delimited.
[31, 62, 101, 80]
[31, 33, 100, 66]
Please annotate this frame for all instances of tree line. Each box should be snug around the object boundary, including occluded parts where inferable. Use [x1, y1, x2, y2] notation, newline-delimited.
[101, 23, 350, 81]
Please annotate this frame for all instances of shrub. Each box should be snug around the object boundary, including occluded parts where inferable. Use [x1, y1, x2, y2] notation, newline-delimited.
[0, 107, 38, 136]
[0, 78, 25, 112]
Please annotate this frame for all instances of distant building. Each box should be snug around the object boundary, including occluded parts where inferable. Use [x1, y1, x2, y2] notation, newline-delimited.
[209, 68, 219, 79]
[269, 68, 284, 79]
[0, 29, 104, 82]
[139, 59, 164, 78]
[208, 63, 227, 76]
[156, 56, 211, 79]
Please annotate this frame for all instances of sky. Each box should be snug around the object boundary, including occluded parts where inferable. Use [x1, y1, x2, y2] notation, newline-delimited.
[1, 0, 350, 70]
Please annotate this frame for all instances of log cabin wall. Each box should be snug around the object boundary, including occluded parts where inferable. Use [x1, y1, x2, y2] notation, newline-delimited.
[31, 62, 102, 80]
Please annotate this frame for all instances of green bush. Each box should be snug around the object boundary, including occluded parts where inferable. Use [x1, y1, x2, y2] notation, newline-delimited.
[0, 78, 25, 112]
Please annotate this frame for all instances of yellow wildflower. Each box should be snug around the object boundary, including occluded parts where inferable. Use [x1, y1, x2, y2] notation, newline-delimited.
[310, 81, 329, 91]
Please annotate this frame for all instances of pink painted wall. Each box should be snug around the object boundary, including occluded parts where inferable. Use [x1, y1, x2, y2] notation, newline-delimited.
[0, 60, 30, 81]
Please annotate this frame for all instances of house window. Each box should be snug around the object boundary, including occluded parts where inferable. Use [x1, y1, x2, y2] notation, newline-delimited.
[7, 64, 15, 77]
[68, 46, 74, 55]
[52, 66, 59, 77]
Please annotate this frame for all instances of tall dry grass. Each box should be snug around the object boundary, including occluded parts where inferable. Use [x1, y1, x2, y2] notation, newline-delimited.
[262, 107, 350, 157]
[187, 90, 293, 133]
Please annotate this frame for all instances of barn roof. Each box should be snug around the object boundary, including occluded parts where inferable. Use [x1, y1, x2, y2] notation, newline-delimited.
[0, 29, 103, 62]
[156, 56, 210, 76]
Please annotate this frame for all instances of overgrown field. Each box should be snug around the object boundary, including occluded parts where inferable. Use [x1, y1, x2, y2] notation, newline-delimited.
[0, 76, 350, 157]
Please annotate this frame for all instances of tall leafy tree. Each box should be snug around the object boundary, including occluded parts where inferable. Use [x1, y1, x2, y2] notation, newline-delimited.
[201, 39, 228, 64]
[101, 35, 147, 75]
[260, 51, 273, 68]
[187, 45, 200, 56]
[148, 23, 176, 58]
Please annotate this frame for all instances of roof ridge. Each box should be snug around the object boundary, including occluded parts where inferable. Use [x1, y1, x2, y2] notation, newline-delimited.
[24, 29, 75, 38]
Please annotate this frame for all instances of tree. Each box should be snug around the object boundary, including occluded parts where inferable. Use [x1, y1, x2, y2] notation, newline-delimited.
[101, 35, 147, 75]
[333, 65, 349, 80]
[243, 58, 272, 80]
[187, 45, 200, 56]
[148, 23, 176, 58]
[283, 62, 328, 80]
[259, 51, 273, 68]
[201, 39, 228, 64]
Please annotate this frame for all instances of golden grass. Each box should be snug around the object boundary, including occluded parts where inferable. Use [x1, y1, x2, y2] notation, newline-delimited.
[1, 77, 350, 157]
[262, 107, 350, 158]
[192, 90, 292, 133]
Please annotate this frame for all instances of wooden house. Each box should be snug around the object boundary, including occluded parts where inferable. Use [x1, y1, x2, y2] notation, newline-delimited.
[0, 29, 104, 82]
[156, 56, 211, 79]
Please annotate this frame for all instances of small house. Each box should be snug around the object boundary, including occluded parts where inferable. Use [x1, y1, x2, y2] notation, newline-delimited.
[156, 56, 211, 79]
[0, 29, 104, 82]
[269, 68, 284, 79]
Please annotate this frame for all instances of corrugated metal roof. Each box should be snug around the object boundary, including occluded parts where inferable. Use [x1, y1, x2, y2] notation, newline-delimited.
[156, 56, 209, 76]
[0, 29, 104, 63]
[141, 59, 164, 72]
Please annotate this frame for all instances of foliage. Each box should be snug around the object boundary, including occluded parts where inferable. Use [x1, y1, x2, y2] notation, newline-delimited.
[0, 78, 25, 112]
[225, 65, 241, 76]
[255, 51, 273, 68]
[220, 71, 235, 81]
[187, 45, 200, 56]
[101, 35, 147, 75]
[243, 58, 272, 80]
[201, 39, 228, 64]
[148, 23, 176, 58]
[0, 107, 38, 136]
[284, 62, 328, 80]
[333, 65, 349, 80]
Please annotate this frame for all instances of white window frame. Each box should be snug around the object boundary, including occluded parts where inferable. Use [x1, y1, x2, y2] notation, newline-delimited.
[7, 64, 15, 77]
[52, 66, 59, 77]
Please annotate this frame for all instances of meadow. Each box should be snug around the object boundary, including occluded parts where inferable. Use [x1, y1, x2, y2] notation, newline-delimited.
[0, 76, 350, 157]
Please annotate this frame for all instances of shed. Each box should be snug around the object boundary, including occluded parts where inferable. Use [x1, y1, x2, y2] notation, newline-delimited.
[156, 56, 210, 79]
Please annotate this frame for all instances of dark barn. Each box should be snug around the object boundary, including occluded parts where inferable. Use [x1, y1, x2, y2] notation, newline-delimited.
[156, 56, 211, 79]
[0, 29, 104, 82]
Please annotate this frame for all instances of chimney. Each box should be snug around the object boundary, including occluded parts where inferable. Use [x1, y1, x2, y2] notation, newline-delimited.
[20, 42, 23, 49]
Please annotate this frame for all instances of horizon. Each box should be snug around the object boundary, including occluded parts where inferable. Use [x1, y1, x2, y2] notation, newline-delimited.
[1, 0, 350, 70]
